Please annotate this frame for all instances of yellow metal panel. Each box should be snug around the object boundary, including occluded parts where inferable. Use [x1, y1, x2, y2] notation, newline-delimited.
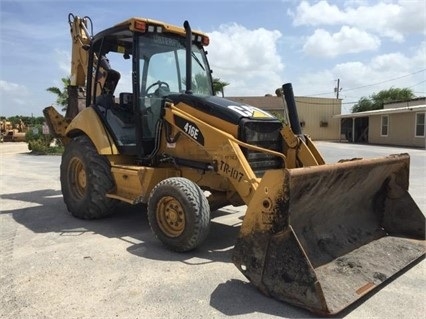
[109, 165, 180, 204]
[239, 169, 287, 235]
[165, 105, 263, 205]
[65, 107, 119, 155]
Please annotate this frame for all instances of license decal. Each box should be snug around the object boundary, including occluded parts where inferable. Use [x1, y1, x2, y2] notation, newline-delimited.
[174, 115, 204, 145]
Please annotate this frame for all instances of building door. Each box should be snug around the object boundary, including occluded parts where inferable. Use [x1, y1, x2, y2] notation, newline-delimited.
[341, 117, 369, 143]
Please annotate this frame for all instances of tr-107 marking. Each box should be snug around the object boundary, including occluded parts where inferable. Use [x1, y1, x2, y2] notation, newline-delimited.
[219, 160, 243, 182]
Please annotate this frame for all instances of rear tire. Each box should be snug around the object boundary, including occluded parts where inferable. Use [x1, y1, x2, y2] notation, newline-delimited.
[60, 135, 117, 219]
[148, 177, 210, 252]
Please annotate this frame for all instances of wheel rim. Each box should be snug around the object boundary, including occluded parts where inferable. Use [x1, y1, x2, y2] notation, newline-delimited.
[156, 196, 185, 237]
[68, 156, 87, 199]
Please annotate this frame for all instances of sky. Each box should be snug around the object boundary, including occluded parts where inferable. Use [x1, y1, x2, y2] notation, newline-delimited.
[0, 0, 425, 117]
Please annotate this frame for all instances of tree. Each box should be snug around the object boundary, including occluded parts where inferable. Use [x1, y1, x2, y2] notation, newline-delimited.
[352, 87, 415, 113]
[7, 115, 45, 126]
[183, 76, 229, 96]
[46, 77, 70, 111]
[212, 78, 229, 97]
[275, 88, 283, 97]
[351, 96, 373, 113]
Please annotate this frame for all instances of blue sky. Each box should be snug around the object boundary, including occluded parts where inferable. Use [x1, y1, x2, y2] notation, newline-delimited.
[0, 0, 425, 116]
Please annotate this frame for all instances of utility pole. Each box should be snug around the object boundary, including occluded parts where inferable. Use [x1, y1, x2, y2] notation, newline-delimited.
[334, 79, 342, 99]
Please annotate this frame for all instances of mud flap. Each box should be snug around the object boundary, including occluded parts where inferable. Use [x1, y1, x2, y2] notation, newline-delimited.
[232, 153, 425, 315]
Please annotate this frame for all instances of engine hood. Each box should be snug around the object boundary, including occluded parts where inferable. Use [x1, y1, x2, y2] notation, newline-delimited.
[167, 94, 278, 125]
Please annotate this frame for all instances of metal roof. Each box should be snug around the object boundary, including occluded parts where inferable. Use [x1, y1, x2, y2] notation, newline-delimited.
[334, 105, 426, 118]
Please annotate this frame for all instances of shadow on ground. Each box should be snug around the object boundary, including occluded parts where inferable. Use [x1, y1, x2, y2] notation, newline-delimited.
[1, 189, 240, 264]
[1, 188, 344, 318]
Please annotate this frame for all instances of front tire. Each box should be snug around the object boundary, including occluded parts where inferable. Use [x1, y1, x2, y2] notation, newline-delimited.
[60, 135, 117, 219]
[148, 177, 210, 252]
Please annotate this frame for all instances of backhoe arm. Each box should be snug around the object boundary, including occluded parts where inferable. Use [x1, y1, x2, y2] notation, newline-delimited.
[44, 13, 116, 142]
[68, 14, 114, 100]
[43, 14, 93, 141]
[68, 13, 92, 88]
[65, 13, 95, 120]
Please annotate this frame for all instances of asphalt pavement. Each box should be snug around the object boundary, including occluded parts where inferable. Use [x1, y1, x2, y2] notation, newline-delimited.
[0, 141, 425, 319]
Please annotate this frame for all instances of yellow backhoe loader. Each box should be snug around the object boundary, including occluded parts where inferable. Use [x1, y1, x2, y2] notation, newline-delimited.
[44, 14, 425, 315]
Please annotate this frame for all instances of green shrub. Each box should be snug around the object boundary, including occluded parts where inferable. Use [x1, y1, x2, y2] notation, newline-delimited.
[28, 139, 49, 154]
[25, 125, 63, 154]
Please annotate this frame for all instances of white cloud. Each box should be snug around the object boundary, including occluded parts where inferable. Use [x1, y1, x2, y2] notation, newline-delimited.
[0, 80, 30, 115]
[291, 1, 343, 26]
[294, 42, 426, 111]
[412, 41, 426, 66]
[290, 0, 425, 42]
[0, 80, 28, 94]
[54, 49, 71, 75]
[207, 23, 284, 96]
[303, 26, 381, 57]
[370, 52, 410, 72]
[334, 48, 424, 96]
[392, 1, 426, 35]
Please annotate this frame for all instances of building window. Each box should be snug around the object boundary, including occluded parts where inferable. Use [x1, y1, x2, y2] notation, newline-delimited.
[381, 115, 389, 136]
[415, 112, 425, 137]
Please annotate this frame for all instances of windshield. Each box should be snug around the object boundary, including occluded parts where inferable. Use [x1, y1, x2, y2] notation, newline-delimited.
[139, 33, 213, 96]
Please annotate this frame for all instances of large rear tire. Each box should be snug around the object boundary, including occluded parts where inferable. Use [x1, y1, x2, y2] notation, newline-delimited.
[60, 135, 117, 219]
[148, 177, 210, 252]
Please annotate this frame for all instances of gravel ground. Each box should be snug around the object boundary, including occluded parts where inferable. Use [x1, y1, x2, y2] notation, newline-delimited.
[0, 141, 425, 319]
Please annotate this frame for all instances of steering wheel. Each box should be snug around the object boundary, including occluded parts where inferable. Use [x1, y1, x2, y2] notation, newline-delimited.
[145, 81, 170, 97]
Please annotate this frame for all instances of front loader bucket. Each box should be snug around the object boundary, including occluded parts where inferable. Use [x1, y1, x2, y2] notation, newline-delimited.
[233, 153, 425, 315]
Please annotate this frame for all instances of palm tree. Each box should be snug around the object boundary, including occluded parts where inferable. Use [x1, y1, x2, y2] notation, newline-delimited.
[183, 76, 230, 96]
[46, 77, 70, 111]
[212, 78, 229, 97]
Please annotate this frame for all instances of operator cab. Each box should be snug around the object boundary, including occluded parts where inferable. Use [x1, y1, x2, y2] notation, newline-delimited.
[87, 20, 212, 158]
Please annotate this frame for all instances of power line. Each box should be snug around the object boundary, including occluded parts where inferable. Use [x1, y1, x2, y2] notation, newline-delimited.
[342, 69, 426, 92]
[407, 79, 426, 89]
[304, 68, 426, 97]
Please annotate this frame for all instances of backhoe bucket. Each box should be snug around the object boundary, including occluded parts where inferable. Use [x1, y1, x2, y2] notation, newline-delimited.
[233, 153, 425, 315]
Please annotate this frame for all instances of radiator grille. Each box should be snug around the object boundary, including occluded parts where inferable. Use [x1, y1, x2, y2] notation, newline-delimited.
[239, 119, 283, 177]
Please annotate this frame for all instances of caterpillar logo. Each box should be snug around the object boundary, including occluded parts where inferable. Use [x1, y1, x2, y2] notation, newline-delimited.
[227, 105, 273, 118]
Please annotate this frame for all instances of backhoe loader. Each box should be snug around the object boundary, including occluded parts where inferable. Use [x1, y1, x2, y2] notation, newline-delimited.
[44, 13, 425, 315]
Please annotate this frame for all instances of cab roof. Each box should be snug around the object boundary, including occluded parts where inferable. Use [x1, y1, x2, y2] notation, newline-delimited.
[113, 17, 209, 40]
